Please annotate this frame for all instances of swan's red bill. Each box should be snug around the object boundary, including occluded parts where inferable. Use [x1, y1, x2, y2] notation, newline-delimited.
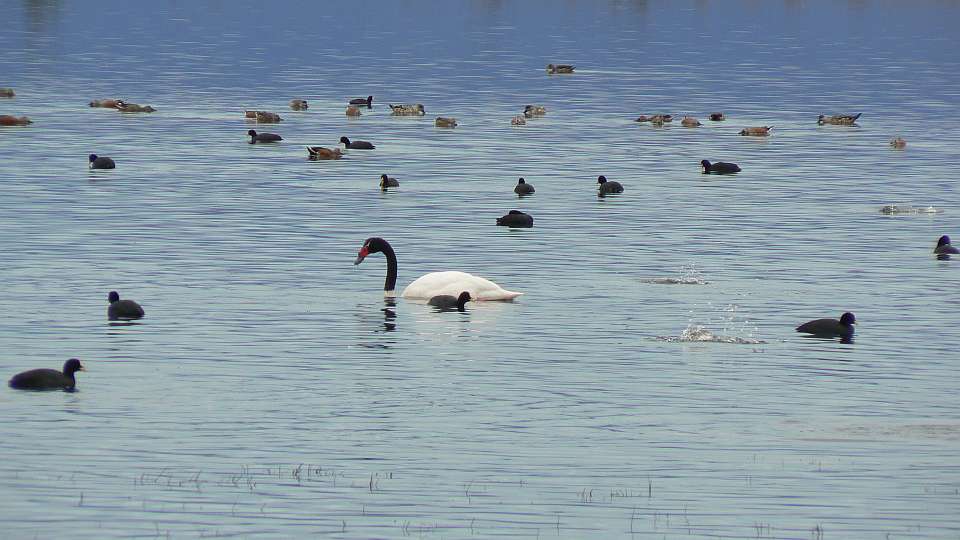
[354, 246, 370, 265]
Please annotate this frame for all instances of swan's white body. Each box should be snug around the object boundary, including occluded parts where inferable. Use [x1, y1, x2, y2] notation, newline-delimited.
[400, 271, 522, 301]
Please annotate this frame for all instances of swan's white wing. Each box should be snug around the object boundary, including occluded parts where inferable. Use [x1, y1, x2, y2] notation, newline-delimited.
[401, 271, 522, 301]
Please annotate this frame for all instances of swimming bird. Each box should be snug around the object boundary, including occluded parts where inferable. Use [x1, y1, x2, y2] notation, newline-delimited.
[890, 137, 906, 148]
[354, 237, 522, 300]
[0, 88, 16, 97]
[681, 116, 702, 127]
[307, 146, 343, 160]
[289, 99, 309, 110]
[9, 359, 85, 391]
[546, 63, 575, 74]
[496, 210, 534, 228]
[245, 111, 283, 123]
[117, 102, 155, 113]
[818, 113, 861, 125]
[428, 291, 472, 312]
[89, 98, 125, 108]
[389, 104, 425, 116]
[597, 175, 624, 194]
[934, 235, 960, 256]
[346, 105, 362, 116]
[700, 160, 741, 174]
[0, 115, 32, 126]
[796, 312, 855, 340]
[514, 178, 535, 195]
[89, 154, 115, 169]
[350, 95, 373, 107]
[739, 126, 772, 136]
[340, 136, 375, 149]
[524, 105, 546, 117]
[380, 174, 399, 190]
[108, 291, 144, 320]
[511, 115, 526, 125]
[709, 112, 725, 121]
[635, 114, 672, 123]
[435, 117, 458, 128]
[248, 129, 282, 144]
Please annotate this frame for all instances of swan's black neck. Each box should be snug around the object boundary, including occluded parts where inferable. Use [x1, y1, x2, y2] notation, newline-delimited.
[380, 241, 397, 293]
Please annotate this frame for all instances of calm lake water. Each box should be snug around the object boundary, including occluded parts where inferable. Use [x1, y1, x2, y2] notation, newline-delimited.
[2, 1, 959, 538]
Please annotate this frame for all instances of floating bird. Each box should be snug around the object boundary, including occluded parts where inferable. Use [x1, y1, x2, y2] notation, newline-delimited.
[9, 359, 85, 391]
[307, 146, 343, 160]
[796, 312, 855, 340]
[350, 95, 373, 107]
[890, 137, 906, 148]
[546, 63, 575, 74]
[496, 210, 534, 228]
[428, 291, 472, 312]
[818, 113, 861, 125]
[511, 115, 526, 125]
[701, 159, 741, 174]
[389, 104, 425, 116]
[739, 126, 772, 136]
[597, 175, 624, 194]
[346, 105, 362, 117]
[289, 99, 309, 110]
[935, 235, 960, 257]
[379, 174, 399, 190]
[248, 129, 282, 144]
[681, 116, 702, 127]
[709, 112, 725, 121]
[117, 102, 155, 113]
[108, 291, 144, 320]
[0, 88, 16, 97]
[340, 136, 375, 149]
[524, 105, 546, 117]
[0, 115, 32, 126]
[435, 117, 458, 128]
[514, 178, 535, 195]
[635, 114, 672, 123]
[89, 98, 125, 108]
[354, 237, 522, 300]
[89, 154, 115, 169]
[245, 111, 282, 123]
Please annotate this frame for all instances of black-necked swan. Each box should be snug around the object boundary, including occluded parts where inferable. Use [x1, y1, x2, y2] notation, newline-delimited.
[354, 237, 522, 301]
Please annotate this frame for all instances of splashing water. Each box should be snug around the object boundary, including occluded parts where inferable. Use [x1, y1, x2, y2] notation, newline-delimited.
[656, 304, 766, 344]
[641, 263, 709, 285]
[880, 204, 942, 215]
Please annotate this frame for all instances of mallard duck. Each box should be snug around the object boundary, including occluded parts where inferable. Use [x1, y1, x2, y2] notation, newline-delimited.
[248, 129, 282, 144]
[289, 99, 309, 110]
[379, 174, 399, 190]
[435, 116, 457, 128]
[307, 146, 343, 160]
[339, 136, 375, 149]
[523, 105, 546, 117]
[701, 160, 741, 174]
[389, 104, 425, 116]
[107, 291, 144, 320]
[511, 115, 526, 125]
[9, 358, 85, 391]
[635, 114, 673, 123]
[0, 115, 32, 126]
[88, 154, 115, 169]
[739, 126, 772, 136]
[818, 113, 861, 125]
[597, 175, 623, 194]
[890, 137, 906, 148]
[428, 291, 472, 312]
[546, 63, 575, 74]
[514, 178, 534, 195]
[496, 210, 534, 228]
[89, 98, 125, 108]
[709, 112, 725, 121]
[0, 88, 15, 97]
[345, 105, 362, 117]
[681, 116, 702, 127]
[349, 95, 373, 107]
[117, 102, 155, 113]
[797, 312, 855, 340]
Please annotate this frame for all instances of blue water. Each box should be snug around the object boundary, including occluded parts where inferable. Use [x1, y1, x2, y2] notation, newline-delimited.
[2, 1, 959, 538]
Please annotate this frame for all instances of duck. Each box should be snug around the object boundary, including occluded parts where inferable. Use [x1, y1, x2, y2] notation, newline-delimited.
[289, 99, 309, 110]
[934, 235, 960, 256]
[254, 111, 282, 123]
[496, 210, 534, 228]
[354, 237, 522, 300]
[89, 98, 125, 108]
[89, 154, 115, 169]
[511, 115, 526, 125]
[635, 114, 672, 123]
[379, 174, 399, 190]
[117, 102, 156, 113]
[346, 105, 362, 117]
[796, 312, 855, 340]
[818, 113, 861, 125]
[523, 105, 546, 117]
[248, 130, 282, 144]
[681, 116, 702, 127]
[389, 104, 425, 116]
[700, 160, 741, 174]
[0, 88, 15, 97]
[428, 291, 472, 312]
[890, 137, 906, 148]
[739, 126, 772, 136]
[108, 291, 144, 320]
[514, 178, 535, 195]
[709, 112, 725, 121]
[597, 175, 624, 194]
[340, 136, 375, 149]
[546, 63, 575, 74]
[435, 117, 458, 128]
[9, 358, 85, 391]
[0, 115, 32, 126]
[306, 146, 343, 160]
[350, 95, 373, 107]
